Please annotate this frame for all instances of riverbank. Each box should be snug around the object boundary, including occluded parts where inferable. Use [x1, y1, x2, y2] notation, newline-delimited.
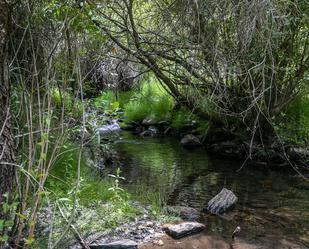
[140, 232, 307, 249]
[37, 106, 308, 249]
[55, 129, 308, 249]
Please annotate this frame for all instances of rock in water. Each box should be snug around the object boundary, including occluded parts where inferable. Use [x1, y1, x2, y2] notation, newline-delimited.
[166, 206, 200, 221]
[163, 222, 205, 239]
[89, 239, 137, 249]
[207, 188, 238, 214]
[98, 121, 121, 135]
[180, 134, 201, 148]
[140, 126, 159, 137]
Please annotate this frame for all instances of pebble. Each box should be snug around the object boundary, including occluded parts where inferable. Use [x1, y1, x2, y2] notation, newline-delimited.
[153, 239, 164, 246]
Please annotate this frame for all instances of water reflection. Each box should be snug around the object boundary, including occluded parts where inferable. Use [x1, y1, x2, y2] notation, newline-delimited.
[111, 132, 309, 247]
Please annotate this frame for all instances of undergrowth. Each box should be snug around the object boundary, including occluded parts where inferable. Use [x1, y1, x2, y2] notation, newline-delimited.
[274, 94, 309, 146]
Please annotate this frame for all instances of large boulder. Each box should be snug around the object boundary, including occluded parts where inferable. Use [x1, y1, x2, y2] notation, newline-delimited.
[166, 206, 200, 221]
[207, 188, 238, 214]
[89, 239, 137, 249]
[180, 134, 201, 148]
[163, 222, 205, 239]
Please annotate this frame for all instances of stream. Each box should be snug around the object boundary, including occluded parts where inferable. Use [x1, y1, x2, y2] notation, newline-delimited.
[108, 132, 309, 248]
[49, 130, 309, 248]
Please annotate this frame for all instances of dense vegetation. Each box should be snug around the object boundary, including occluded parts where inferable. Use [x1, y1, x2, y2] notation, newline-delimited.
[0, 0, 308, 248]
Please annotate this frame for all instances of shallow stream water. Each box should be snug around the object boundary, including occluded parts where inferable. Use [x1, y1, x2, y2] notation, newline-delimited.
[108, 132, 309, 248]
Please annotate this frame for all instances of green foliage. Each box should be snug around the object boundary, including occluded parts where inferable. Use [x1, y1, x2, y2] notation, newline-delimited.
[124, 76, 174, 122]
[195, 119, 210, 136]
[41, 143, 141, 247]
[0, 193, 18, 243]
[170, 107, 192, 131]
[50, 87, 83, 118]
[130, 187, 164, 218]
[274, 95, 309, 145]
[93, 90, 115, 110]
[108, 168, 127, 202]
[170, 107, 209, 135]
[124, 101, 151, 122]
[93, 90, 134, 112]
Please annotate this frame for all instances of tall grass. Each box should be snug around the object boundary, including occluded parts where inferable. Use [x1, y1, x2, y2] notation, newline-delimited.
[124, 76, 174, 122]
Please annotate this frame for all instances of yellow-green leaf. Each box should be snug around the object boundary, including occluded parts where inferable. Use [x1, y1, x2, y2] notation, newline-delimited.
[16, 213, 27, 220]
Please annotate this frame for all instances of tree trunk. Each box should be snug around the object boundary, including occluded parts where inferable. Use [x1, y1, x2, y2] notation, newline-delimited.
[0, 0, 15, 219]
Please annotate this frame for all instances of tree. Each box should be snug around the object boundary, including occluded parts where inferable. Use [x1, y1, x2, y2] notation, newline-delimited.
[0, 0, 15, 219]
[87, 0, 309, 143]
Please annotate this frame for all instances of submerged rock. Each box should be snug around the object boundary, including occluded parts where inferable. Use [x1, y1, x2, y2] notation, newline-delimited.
[180, 134, 201, 148]
[207, 188, 238, 214]
[89, 239, 137, 249]
[140, 126, 159, 137]
[166, 206, 200, 221]
[163, 222, 205, 239]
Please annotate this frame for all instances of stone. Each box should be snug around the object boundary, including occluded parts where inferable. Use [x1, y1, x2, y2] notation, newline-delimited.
[166, 206, 200, 221]
[163, 222, 205, 239]
[207, 188, 238, 214]
[180, 134, 201, 148]
[142, 118, 157, 126]
[145, 221, 154, 227]
[89, 239, 137, 249]
[140, 126, 159, 137]
[98, 121, 121, 135]
[152, 239, 164, 246]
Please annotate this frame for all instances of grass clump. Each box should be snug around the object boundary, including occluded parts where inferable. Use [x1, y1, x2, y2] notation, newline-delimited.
[124, 76, 174, 122]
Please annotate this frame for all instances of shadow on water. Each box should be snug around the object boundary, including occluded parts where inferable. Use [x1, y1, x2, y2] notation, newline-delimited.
[109, 132, 309, 248]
